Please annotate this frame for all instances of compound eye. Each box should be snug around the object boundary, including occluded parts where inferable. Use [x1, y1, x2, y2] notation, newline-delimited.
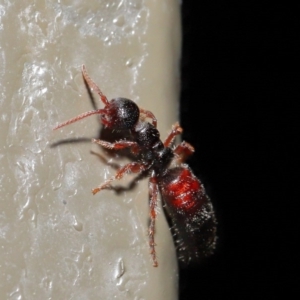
[101, 98, 140, 130]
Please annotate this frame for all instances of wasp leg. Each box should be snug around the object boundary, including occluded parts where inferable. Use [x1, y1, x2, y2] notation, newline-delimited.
[173, 141, 195, 163]
[92, 162, 148, 195]
[163, 122, 183, 147]
[139, 108, 157, 128]
[148, 173, 159, 267]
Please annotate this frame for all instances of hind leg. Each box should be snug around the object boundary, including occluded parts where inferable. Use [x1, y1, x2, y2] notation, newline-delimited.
[148, 172, 159, 267]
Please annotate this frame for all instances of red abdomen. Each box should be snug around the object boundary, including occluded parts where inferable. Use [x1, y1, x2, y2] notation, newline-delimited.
[159, 166, 217, 266]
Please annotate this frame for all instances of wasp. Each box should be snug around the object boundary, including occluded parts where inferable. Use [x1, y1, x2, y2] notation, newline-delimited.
[54, 66, 217, 267]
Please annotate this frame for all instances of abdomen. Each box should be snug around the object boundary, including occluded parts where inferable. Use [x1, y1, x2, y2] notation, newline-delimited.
[159, 166, 217, 266]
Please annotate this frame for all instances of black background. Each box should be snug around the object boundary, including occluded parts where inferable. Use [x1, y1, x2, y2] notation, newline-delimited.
[180, 1, 298, 299]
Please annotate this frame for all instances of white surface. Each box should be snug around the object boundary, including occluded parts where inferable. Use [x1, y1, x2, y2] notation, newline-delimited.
[0, 1, 181, 299]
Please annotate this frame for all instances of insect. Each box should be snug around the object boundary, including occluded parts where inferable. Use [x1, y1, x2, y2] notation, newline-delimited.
[54, 65, 217, 267]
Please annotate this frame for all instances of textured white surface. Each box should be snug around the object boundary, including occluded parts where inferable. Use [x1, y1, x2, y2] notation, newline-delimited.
[0, 1, 181, 299]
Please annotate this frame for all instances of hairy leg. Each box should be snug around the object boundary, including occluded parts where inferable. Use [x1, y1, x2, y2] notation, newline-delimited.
[148, 173, 159, 267]
[163, 122, 183, 147]
[92, 162, 148, 195]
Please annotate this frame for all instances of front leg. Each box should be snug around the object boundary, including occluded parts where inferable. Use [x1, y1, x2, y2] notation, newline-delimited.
[148, 172, 159, 267]
[139, 108, 157, 128]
